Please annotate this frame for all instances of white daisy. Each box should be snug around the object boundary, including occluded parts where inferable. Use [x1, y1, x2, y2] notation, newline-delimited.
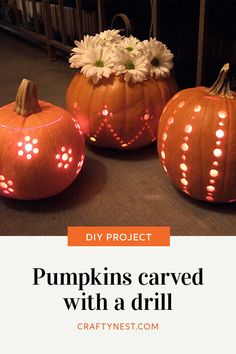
[69, 35, 97, 68]
[114, 50, 148, 83]
[95, 29, 121, 45]
[119, 35, 142, 56]
[141, 37, 160, 51]
[142, 38, 174, 79]
[80, 46, 115, 84]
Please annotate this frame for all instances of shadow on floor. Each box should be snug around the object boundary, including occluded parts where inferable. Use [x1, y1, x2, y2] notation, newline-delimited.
[86, 141, 158, 161]
[176, 188, 236, 215]
[1, 157, 107, 213]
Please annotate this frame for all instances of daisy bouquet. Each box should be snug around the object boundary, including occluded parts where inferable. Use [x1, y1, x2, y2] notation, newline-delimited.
[69, 30, 174, 84]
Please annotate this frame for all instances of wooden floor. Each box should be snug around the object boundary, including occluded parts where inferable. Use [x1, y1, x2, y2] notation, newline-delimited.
[0, 31, 236, 236]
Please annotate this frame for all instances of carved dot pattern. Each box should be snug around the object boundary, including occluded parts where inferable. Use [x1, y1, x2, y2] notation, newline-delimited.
[0, 175, 14, 195]
[179, 122, 193, 196]
[87, 106, 156, 148]
[17, 136, 39, 160]
[160, 115, 176, 176]
[56, 147, 73, 169]
[76, 154, 85, 175]
[205, 110, 227, 202]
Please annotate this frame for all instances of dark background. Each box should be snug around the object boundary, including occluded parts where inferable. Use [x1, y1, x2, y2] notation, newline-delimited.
[103, 0, 236, 89]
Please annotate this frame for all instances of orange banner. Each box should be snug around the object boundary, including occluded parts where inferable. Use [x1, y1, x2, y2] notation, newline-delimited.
[68, 226, 170, 247]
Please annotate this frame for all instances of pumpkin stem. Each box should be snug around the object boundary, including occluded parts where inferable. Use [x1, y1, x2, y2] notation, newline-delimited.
[13, 79, 41, 117]
[208, 63, 234, 99]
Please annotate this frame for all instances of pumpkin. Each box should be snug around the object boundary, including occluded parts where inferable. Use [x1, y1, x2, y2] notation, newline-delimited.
[158, 63, 236, 203]
[66, 73, 177, 149]
[0, 79, 85, 200]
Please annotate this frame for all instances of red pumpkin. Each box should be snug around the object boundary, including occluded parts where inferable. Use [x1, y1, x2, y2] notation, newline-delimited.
[158, 64, 236, 203]
[0, 79, 85, 200]
[66, 73, 177, 149]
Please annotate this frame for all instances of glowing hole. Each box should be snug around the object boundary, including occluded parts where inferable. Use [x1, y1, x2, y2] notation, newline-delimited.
[32, 139, 38, 144]
[144, 114, 150, 121]
[8, 188, 14, 193]
[178, 100, 185, 108]
[181, 178, 188, 186]
[25, 136, 31, 142]
[26, 154, 32, 160]
[213, 148, 222, 157]
[163, 166, 168, 173]
[62, 153, 69, 161]
[184, 125, 192, 134]
[184, 137, 189, 141]
[90, 137, 96, 142]
[206, 196, 214, 202]
[180, 163, 187, 171]
[58, 162, 63, 168]
[162, 132, 168, 141]
[17, 142, 23, 147]
[219, 122, 224, 126]
[181, 155, 186, 160]
[102, 109, 109, 116]
[56, 154, 60, 160]
[213, 161, 219, 167]
[3, 190, 9, 194]
[194, 105, 201, 112]
[216, 141, 221, 146]
[122, 143, 128, 148]
[61, 147, 66, 152]
[167, 117, 174, 125]
[69, 157, 73, 162]
[209, 179, 215, 184]
[207, 185, 215, 192]
[218, 110, 227, 118]
[64, 164, 69, 169]
[210, 169, 218, 177]
[0, 182, 8, 189]
[216, 129, 224, 138]
[33, 148, 39, 154]
[161, 151, 165, 159]
[181, 143, 189, 151]
[182, 172, 187, 178]
[0, 176, 5, 181]
[18, 150, 24, 156]
[25, 143, 33, 152]
[8, 180, 13, 186]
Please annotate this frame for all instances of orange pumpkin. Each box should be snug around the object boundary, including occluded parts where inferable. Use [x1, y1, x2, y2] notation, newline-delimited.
[66, 73, 177, 149]
[158, 63, 236, 203]
[0, 79, 85, 200]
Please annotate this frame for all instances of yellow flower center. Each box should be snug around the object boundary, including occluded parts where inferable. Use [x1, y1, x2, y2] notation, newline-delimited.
[125, 60, 135, 70]
[95, 60, 104, 67]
